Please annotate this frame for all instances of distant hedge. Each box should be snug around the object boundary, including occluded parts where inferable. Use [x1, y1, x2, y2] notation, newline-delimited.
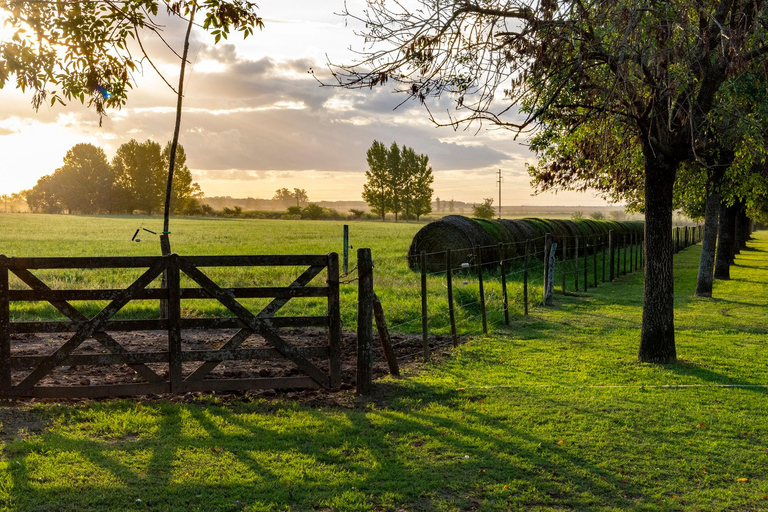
[407, 215, 644, 272]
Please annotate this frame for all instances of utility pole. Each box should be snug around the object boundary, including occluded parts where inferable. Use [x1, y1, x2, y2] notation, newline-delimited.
[497, 169, 502, 219]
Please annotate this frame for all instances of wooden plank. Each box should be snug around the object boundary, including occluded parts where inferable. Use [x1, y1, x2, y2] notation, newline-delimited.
[177, 376, 320, 394]
[11, 347, 329, 369]
[327, 253, 342, 387]
[0, 261, 9, 395]
[10, 319, 168, 333]
[12, 352, 170, 368]
[182, 346, 329, 362]
[184, 329, 252, 382]
[373, 294, 399, 377]
[14, 258, 167, 393]
[1, 255, 329, 270]
[183, 255, 328, 267]
[9, 286, 329, 302]
[177, 258, 331, 387]
[183, 317, 328, 329]
[9, 316, 326, 334]
[2, 256, 162, 269]
[10, 267, 164, 383]
[25, 382, 171, 399]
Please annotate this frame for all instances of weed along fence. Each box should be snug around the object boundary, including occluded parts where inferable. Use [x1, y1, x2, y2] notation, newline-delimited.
[0, 253, 342, 398]
[349, 216, 703, 391]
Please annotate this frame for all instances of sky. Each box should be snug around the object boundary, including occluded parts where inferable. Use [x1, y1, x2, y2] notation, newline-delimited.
[0, 1, 613, 206]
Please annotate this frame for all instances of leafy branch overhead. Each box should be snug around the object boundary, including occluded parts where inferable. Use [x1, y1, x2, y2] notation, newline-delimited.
[0, 0, 263, 120]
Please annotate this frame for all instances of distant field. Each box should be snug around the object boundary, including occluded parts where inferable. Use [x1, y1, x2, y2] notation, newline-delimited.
[0, 214, 639, 333]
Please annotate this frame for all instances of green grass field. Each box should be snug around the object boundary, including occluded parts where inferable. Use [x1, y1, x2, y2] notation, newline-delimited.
[0, 214, 639, 336]
[0, 218, 766, 511]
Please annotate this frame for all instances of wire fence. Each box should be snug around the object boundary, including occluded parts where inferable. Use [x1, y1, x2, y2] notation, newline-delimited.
[352, 225, 704, 380]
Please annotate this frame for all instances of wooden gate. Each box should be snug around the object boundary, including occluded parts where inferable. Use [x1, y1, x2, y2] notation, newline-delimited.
[0, 253, 341, 398]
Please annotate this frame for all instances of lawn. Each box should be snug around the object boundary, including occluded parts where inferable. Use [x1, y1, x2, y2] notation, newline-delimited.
[0, 225, 766, 511]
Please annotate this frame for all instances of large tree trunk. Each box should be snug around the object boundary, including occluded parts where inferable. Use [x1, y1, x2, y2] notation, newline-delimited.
[638, 161, 676, 363]
[695, 190, 720, 298]
[714, 202, 738, 280]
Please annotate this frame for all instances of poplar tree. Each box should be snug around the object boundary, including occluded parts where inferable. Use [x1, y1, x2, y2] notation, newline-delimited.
[363, 140, 389, 221]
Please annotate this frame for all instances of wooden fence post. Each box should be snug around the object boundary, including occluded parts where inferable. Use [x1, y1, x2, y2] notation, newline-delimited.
[446, 249, 458, 347]
[561, 237, 567, 294]
[476, 247, 488, 334]
[583, 237, 589, 291]
[167, 254, 182, 393]
[602, 234, 607, 283]
[574, 236, 580, 291]
[592, 235, 598, 287]
[623, 235, 628, 275]
[357, 248, 374, 394]
[499, 243, 509, 325]
[0, 257, 9, 396]
[609, 231, 615, 281]
[544, 241, 556, 305]
[523, 240, 529, 316]
[420, 251, 429, 361]
[543, 233, 552, 301]
[327, 252, 342, 387]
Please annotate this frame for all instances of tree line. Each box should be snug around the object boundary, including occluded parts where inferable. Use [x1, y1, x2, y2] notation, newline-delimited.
[334, 0, 768, 364]
[26, 141, 203, 215]
[363, 141, 434, 221]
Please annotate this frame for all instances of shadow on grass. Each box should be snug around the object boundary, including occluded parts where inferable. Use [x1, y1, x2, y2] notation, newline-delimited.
[658, 360, 768, 392]
[0, 388, 660, 512]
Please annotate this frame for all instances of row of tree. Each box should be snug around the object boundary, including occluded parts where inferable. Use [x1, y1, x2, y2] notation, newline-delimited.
[26, 141, 203, 215]
[362, 141, 434, 221]
[336, 0, 768, 364]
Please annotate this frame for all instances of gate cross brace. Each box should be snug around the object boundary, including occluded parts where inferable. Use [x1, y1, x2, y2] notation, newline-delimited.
[177, 258, 330, 387]
[11, 268, 164, 384]
[185, 264, 325, 382]
[14, 259, 167, 394]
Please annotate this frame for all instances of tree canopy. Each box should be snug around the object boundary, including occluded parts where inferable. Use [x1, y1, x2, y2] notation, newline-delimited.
[0, 0, 263, 121]
[362, 141, 434, 221]
[26, 140, 202, 215]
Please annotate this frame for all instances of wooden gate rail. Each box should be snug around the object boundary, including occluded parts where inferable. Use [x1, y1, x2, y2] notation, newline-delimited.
[0, 253, 341, 398]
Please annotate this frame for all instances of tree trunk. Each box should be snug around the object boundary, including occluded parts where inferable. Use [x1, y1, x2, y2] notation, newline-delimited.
[695, 190, 720, 297]
[714, 202, 738, 280]
[736, 203, 749, 250]
[638, 161, 676, 363]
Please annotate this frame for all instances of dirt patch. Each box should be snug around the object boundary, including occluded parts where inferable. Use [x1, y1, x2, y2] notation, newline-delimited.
[6, 328, 458, 402]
